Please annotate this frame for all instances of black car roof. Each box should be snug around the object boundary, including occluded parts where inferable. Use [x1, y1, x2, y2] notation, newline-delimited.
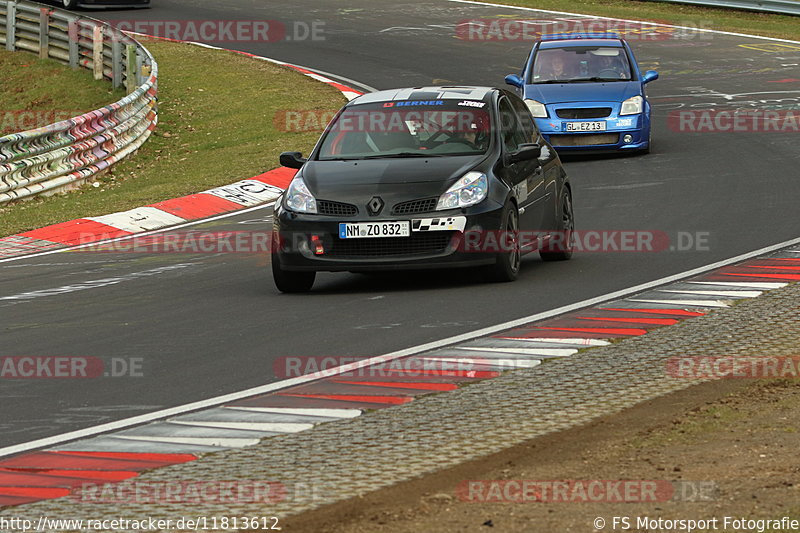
[348, 86, 496, 106]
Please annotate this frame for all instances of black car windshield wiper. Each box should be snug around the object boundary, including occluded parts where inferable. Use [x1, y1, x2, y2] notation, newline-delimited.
[361, 152, 445, 159]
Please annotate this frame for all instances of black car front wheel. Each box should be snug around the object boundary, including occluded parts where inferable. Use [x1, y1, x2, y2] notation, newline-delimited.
[540, 189, 574, 261]
[272, 251, 316, 293]
[485, 200, 521, 282]
[62, 0, 78, 8]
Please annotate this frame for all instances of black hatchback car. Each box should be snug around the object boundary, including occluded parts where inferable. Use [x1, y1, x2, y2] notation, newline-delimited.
[272, 86, 574, 292]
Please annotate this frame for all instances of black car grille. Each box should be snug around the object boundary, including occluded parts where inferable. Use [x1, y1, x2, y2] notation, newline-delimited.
[392, 197, 438, 215]
[317, 200, 358, 217]
[328, 232, 453, 258]
[556, 108, 612, 119]
[549, 133, 620, 146]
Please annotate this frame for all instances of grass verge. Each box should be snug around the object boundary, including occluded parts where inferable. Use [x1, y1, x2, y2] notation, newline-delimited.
[0, 39, 345, 237]
[501, 0, 800, 41]
[0, 50, 126, 136]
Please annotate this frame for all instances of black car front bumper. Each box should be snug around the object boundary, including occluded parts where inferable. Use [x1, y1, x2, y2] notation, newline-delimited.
[273, 202, 505, 272]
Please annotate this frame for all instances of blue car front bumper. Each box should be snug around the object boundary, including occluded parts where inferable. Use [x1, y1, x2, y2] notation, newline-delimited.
[534, 103, 649, 152]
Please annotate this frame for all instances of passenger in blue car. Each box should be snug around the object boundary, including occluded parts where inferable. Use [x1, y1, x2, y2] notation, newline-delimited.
[535, 52, 576, 82]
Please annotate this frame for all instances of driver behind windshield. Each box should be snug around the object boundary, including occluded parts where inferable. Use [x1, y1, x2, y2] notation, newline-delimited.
[446, 113, 489, 151]
[593, 53, 629, 79]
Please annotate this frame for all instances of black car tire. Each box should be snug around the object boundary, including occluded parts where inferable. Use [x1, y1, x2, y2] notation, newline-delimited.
[272, 251, 316, 293]
[485, 200, 521, 282]
[540, 189, 574, 261]
[62, 0, 78, 8]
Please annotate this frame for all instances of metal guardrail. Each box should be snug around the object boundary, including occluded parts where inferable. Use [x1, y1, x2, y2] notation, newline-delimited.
[643, 0, 800, 16]
[0, 0, 157, 205]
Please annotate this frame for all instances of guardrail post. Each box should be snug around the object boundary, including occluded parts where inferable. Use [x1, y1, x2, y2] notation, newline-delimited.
[68, 18, 79, 68]
[125, 44, 137, 94]
[111, 38, 122, 88]
[5, 1, 16, 51]
[39, 8, 50, 59]
[92, 24, 104, 80]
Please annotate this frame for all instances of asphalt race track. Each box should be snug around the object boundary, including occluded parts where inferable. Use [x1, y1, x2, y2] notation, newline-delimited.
[1, 0, 799, 448]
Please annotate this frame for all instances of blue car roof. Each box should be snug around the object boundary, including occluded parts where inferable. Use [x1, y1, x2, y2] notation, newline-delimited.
[539, 33, 624, 48]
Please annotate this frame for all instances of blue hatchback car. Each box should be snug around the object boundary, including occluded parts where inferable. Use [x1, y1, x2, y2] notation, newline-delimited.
[505, 33, 658, 153]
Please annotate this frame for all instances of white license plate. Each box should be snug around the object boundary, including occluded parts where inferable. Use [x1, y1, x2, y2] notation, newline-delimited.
[339, 221, 411, 239]
[566, 121, 606, 132]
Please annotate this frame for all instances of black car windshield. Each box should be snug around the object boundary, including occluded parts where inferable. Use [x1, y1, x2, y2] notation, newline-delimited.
[317, 100, 491, 160]
[532, 46, 633, 83]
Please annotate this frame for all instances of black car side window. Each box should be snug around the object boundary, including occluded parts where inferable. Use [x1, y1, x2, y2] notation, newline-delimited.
[508, 96, 538, 142]
[499, 98, 526, 153]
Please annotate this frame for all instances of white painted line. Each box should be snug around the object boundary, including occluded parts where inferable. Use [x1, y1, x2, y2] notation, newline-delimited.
[2, 235, 799, 458]
[224, 407, 362, 419]
[205, 180, 283, 207]
[127, 33, 379, 94]
[658, 289, 762, 298]
[496, 337, 611, 346]
[169, 421, 314, 433]
[88, 207, 186, 233]
[627, 299, 730, 308]
[224, 405, 362, 418]
[422, 357, 541, 369]
[0, 202, 275, 265]
[686, 281, 787, 289]
[447, 0, 800, 44]
[0, 263, 195, 304]
[457, 346, 577, 357]
[113, 435, 261, 448]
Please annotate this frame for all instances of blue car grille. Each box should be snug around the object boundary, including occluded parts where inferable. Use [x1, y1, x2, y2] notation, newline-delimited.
[556, 108, 612, 119]
[549, 133, 619, 146]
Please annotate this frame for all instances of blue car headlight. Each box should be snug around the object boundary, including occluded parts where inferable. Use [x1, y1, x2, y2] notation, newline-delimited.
[284, 176, 318, 214]
[524, 99, 548, 118]
[437, 172, 488, 210]
[620, 95, 644, 116]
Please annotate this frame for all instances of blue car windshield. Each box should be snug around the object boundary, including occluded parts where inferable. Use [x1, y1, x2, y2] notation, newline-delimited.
[531, 46, 633, 83]
[316, 101, 491, 160]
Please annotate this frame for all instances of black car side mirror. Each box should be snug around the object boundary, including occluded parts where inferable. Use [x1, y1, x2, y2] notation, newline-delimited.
[280, 151, 307, 169]
[509, 143, 541, 163]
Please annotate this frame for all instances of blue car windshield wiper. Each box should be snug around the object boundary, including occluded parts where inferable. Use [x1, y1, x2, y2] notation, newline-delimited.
[564, 77, 628, 83]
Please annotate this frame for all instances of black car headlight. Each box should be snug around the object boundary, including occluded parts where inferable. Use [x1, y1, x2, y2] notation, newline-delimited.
[284, 176, 318, 214]
[437, 172, 488, 210]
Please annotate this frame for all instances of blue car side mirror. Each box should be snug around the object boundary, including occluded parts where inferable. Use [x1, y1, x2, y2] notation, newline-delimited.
[642, 70, 659, 84]
[505, 74, 524, 88]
